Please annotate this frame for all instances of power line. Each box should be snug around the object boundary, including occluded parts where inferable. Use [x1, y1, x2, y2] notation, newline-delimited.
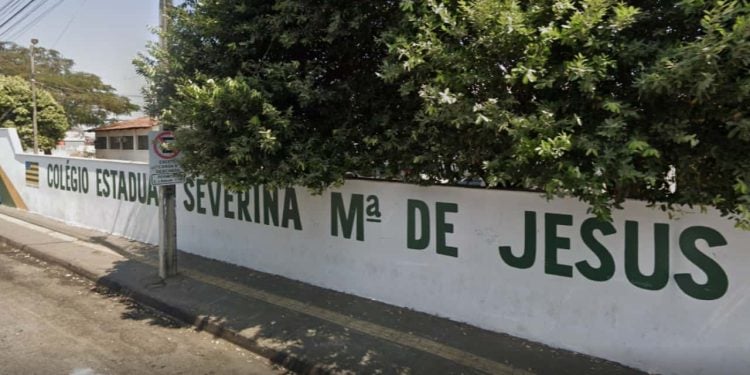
[37, 81, 94, 94]
[0, 0, 49, 39]
[37, 81, 133, 98]
[52, 0, 84, 48]
[0, 0, 52, 40]
[0, 0, 37, 35]
[0, 0, 65, 41]
[0, 0, 25, 20]
[5, 0, 65, 41]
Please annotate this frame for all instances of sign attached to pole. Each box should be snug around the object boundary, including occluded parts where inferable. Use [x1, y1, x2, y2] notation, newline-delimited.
[149, 130, 185, 186]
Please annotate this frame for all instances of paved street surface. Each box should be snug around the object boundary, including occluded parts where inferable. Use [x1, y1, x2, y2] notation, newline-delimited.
[0, 247, 284, 375]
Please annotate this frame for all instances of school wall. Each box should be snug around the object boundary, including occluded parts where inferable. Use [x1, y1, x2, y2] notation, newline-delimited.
[1, 127, 748, 375]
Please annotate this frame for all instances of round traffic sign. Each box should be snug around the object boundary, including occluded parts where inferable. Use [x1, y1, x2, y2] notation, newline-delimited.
[152, 131, 180, 160]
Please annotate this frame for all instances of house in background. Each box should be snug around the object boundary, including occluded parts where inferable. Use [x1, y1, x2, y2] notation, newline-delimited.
[52, 126, 96, 158]
[93, 117, 158, 162]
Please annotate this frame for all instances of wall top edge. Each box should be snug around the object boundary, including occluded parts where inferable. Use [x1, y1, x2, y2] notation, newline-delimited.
[20, 153, 147, 166]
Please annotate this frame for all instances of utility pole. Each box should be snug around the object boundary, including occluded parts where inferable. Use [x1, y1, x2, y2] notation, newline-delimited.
[158, 0, 177, 279]
[30, 38, 38, 154]
[159, 0, 170, 35]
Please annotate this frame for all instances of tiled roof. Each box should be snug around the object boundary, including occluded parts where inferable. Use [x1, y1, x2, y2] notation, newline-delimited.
[94, 117, 157, 132]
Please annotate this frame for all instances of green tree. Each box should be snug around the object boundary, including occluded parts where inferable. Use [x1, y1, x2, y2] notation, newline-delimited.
[0, 75, 68, 151]
[0, 42, 138, 127]
[136, 0, 417, 191]
[140, 0, 750, 228]
[381, 0, 750, 227]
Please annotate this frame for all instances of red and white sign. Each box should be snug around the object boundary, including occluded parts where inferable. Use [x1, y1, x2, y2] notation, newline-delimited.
[149, 130, 184, 186]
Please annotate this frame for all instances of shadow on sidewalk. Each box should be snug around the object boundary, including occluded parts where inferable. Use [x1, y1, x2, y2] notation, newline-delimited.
[92, 247, 643, 375]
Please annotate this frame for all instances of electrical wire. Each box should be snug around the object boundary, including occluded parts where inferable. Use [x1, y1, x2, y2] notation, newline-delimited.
[3, 0, 50, 36]
[4, 0, 65, 41]
[0, 0, 52, 40]
[52, 0, 84, 48]
[0, 0, 63, 41]
[0, 0, 25, 20]
[37, 81, 118, 96]
[0, 0, 37, 34]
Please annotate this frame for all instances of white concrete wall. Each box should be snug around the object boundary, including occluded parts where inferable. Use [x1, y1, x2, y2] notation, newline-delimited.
[1, 127, 748, 375]
[2, 128, 159, 243]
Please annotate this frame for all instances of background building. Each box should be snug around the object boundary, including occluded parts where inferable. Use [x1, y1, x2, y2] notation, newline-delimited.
[51, 126, 96, 158]
[93, 117, 158, 162]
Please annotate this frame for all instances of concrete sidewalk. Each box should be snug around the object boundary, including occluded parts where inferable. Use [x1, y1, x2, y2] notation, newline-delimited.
[0, 206, 642, 375]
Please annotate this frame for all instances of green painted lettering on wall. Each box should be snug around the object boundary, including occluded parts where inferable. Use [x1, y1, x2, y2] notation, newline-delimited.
[92, 169, 156, 206]
[576, 218, 616, 282]
[282, 188, 302, 230]
[44, 164, 150, 202]
[137, 173, 147, 203]
[366, 195, 381, 221]
[47, 163, 88, 194]
[108, 169, 118, 199]
[407, 199, 429, 250]
[181, 183, 301, 232]
[675, 226, 729, 300]
[237, 190, 252, 222]
[223, 188, 235, 219]
[82, 168, 89, 193]
[436, 202, 458, 257]
[127, 172, 137, 202]
[29, 161, 737, 303]
[208, 182, 222, 217]
[263, 188, 279, 226]
[183, 179, 195, 211]
[95, 169, 103, 197]
[545, 213, 574, 277]
[65, 165, 71, 191]
[498, 211, 537, 269]
[47, 164, 54, 188]
[52, 164, 59, 188]
[100, 169, 110, 197]
[103, 169, 113, 197]
[196, 179, 206, 214]
[331, 192, 364, 241]
[117, 171, 127, 201]
[147, 181, 158, 206]
[625, 221, 669, 291]
[406, 200, 459, 256]
[253, 186, 261, 224]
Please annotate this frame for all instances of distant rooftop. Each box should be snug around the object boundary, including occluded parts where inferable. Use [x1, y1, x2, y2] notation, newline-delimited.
[94, 117, 157, 132]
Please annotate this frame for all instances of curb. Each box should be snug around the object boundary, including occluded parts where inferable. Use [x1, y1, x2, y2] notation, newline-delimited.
[0, 234, 328, 375]
[0, 236, 100, 281]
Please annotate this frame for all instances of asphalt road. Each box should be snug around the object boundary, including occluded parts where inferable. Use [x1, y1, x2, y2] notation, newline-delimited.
[0, 246, 285, 375]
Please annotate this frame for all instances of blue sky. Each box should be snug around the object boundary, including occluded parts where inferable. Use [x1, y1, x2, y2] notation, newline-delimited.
[6, 0, 161, 118]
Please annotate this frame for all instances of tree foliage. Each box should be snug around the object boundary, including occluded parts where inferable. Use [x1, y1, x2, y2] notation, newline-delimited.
[0, 42, 139, 127]
[137, 0, 415, 191]
[382, 0, 750, 227]
[0, 75, 68, 151]
[140, 0, 750, 228]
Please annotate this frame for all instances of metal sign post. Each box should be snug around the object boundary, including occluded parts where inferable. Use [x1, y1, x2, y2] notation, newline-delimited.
[149, 130, 184, 279]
